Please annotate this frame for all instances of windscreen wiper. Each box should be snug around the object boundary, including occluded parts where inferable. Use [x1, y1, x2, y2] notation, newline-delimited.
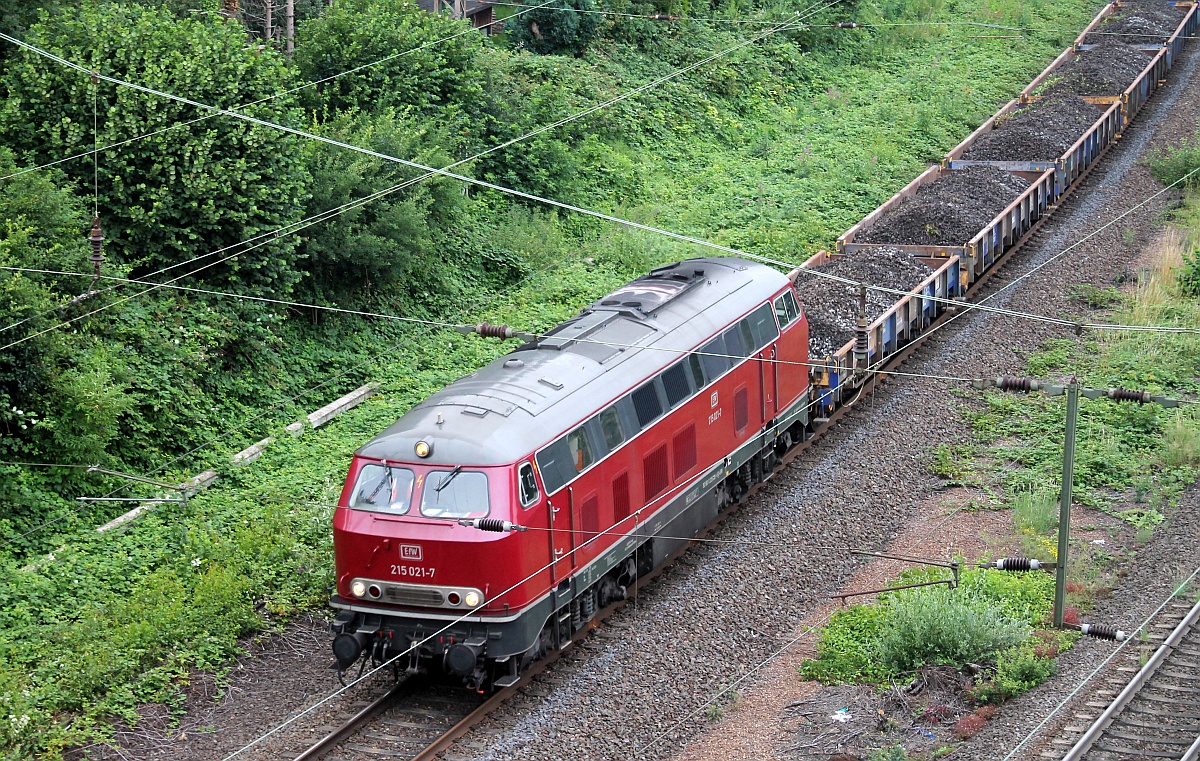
[434, 465, 463, 494]
[365, 466, 395, 504]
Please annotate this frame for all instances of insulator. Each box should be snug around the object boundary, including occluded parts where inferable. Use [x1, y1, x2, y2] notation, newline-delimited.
[995, 557, 1041, 571]
[459, 518, 526, 532]
[997, 375, 1034, 392]
[833, 21, 861, 27]
[1106, 387, 1150, 404]
[87, 217, 105, 273]
[854, 321, 869, 355]
[475, 321, 515, 339]
[1080, 624, 1128, 642]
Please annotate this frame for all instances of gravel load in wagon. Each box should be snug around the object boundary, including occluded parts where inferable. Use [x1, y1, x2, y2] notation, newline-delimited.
[1083, 1, 1186, 44]
[793, 247, 932, 358]
[853, 165, 1030, 247]
[961, 93, 1102, 161]
[1048, 42, 1152, 97]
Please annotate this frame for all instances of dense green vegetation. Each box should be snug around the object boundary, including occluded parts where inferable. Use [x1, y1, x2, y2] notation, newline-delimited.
[799, 567, 1064, 692]
[0, 0, 1111, 755]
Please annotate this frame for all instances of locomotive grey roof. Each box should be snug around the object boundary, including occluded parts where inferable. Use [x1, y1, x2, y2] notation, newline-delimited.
[357, 257, 790, 466]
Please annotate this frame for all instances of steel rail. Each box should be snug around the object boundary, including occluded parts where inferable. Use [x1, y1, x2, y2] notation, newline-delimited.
[293, 680, 409, 761]
[1061, 595, 1200, 761]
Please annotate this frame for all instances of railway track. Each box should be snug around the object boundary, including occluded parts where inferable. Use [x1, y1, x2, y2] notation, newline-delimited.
[1041, 594, 1200, 761]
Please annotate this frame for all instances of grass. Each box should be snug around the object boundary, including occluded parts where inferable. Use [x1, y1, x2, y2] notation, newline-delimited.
[966, 214, 1200, 518]
[1012, 490, 1058, 535]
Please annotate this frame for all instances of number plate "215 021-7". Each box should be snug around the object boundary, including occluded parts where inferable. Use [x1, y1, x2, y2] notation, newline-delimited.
[391, 565, 435, 579]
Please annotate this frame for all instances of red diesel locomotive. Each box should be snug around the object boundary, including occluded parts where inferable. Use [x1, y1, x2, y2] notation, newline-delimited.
[330, 257, 810, 690]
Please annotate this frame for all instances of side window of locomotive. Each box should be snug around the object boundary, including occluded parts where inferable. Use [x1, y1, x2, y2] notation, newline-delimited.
[536, 439, 574, 495]
[349, 464, 415, 514]
[598, 406, 624, 450]
[420, 470, 489, 519]
[775, 294, 795, 328]
[631, 380, 663, 428]
[749, 303, 779, 348]
[723, 323, 749, 359]
[700, 335, 730, 381]
[661, 362, 691, 409]
[738, 320, 756, 354]
[784, 290, 800, 324]
[687, 352, 706, 389]
[566, 426, 594, 473]
[518, 462, 539, 508]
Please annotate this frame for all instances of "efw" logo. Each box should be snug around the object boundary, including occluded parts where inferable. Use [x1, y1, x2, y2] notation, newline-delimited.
[400, 544, 423, 561]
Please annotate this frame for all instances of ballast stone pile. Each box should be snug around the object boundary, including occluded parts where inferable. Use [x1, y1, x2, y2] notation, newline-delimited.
[856, 164, 1030, 247]
[793, 247, 931, 358]
[962, 93, 1103, 161]
[1050, 42, 1153, 97]
[1084, 0, 1186, 44]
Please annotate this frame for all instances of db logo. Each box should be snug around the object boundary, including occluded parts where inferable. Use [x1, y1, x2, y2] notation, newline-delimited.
[400, 544, 423, 561]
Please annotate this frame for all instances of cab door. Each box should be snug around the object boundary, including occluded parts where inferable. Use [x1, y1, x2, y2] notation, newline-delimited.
[548, 487, 577, 581]
[761, 344, 778, 421]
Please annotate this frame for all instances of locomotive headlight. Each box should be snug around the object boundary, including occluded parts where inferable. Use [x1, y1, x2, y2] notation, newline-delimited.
[350, 580, 367, 598]
[464, 590, 482, 608]
[414, 440, 432, 458]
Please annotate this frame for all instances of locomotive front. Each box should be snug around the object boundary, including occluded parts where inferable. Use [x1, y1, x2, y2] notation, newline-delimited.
[329, 393, 555, 690]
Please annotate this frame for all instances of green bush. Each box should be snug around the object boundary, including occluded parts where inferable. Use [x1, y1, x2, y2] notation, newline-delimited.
[798, 604, 891, 683]
[1179, 247, 1200, 297]
[971, 643, 1055, 703]
[1148, 138, 1200, 190]
[294, 0, 484, 115]
[507, 0, 603, 56]
[0, 3, 309, 292]
[876, 585, 1030, 672]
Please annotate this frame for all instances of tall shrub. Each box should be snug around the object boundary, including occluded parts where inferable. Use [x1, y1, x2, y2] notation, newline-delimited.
[0, 3, 309, 292]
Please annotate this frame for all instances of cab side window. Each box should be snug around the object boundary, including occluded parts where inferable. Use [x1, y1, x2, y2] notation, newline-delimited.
[776, 291, 800, 327]
[518, 462, 540, 507]
[567, 427, 594, 473]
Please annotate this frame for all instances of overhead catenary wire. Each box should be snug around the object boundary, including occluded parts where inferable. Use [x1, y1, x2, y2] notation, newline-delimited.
[0, 207, 670, 549]
[217, 457, 730, 761]
[0, 264, 985, 384]
[10, 259, 1200, 337]
[2, 7, 1190, 753]
[9, 10, 1195, 356]
[907, 163, 1200, 352]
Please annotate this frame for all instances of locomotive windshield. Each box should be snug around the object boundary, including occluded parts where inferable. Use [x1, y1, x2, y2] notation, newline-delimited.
[349, 464, 415, 514]
[420, 469, 490, 519]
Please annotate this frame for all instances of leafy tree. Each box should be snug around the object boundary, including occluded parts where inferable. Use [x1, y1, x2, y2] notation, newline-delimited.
[294, 0, 484, 116]
[0, 0, 58, 39]
[508, 0, 603, 57]
[299, 109, 466, 310]
[0, 148, 132, 542]
[0, 3, 309, 292]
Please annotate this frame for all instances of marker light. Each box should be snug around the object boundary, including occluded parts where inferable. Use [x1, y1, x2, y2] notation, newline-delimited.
[415, 440, 432, 458]
[350, 580, 367, 598]
[464, 591, 482, 608]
